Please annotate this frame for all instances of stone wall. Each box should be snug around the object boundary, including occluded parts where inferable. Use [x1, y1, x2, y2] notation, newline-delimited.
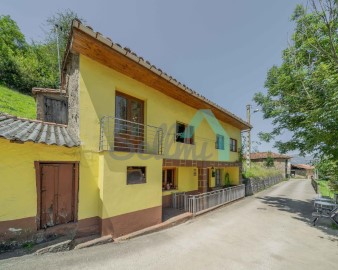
[63, 53, 80, 143]
[244, 175, 284, 196]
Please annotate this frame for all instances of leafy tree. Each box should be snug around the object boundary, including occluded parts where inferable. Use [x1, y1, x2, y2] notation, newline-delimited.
[265, 155, 274, 167]
[254, 0, 338, 164]
[0, 10, 83, 93]
[0, 15, 27, 90]
[315, 158, 338, 190]
[44, 9, 85, 62]
[38, 9, 84, 87]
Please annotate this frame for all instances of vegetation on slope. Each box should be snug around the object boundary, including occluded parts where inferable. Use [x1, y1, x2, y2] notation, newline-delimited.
[242, 162, 282, 180]
[0, 84, 36, 119]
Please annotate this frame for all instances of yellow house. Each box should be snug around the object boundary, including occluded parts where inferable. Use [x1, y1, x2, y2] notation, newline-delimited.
[0, 19, 250, 244]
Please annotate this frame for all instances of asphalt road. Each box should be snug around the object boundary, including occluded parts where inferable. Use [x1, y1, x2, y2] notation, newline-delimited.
[1, 179, 337, 270]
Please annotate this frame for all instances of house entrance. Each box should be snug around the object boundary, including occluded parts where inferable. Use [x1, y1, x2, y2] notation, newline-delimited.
[36, 162, 78, 229]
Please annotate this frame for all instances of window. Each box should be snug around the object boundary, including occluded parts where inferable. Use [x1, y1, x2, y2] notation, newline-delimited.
[176, 122, 194, 144]
[127, 166, 146, 184]
[216, 134, 224, 150]
[115, 92, 144, 124]
[115, 92, 144, 152]
[230, 138, 237, 152]
[162, 168, 177, 190]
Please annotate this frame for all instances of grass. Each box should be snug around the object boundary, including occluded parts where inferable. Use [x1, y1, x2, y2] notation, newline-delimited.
[22, 241, 34, 250]
[0, 84, 36, 119]
[243, 163, 282, 180]
[316, 179, 336, 199]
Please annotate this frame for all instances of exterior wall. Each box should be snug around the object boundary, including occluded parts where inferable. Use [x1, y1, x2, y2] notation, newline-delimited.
[79, 55, 242, 163]
[100, 152, 162, 219]
[176, 167, 199, 192]
[224, 167, 240, 185]
[0, 139, 80, 240]
[99, 152, 162, 237]
[64, 53, 80, 142]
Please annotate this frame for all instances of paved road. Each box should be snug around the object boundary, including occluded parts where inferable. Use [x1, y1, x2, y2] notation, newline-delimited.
[1, 179, 337, 270]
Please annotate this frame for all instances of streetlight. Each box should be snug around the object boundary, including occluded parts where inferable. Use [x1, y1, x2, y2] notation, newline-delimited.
[246, 104, 259, 168]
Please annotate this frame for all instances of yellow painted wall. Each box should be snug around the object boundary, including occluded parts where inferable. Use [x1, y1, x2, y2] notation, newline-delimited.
[204, 167, 240, 187]
[177, 167, 198, 192]
[78, 54, 242, 219]
[224, 167, 240, 185]
[0, 139, 80, 222]
[77, 150, 101, 220]
[100, 152, 162, 218]
[79, 55, 241, 163]
[162, 167, 198, 196]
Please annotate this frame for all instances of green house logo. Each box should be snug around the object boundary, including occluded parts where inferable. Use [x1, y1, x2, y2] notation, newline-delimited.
[183, 109, 230, 161]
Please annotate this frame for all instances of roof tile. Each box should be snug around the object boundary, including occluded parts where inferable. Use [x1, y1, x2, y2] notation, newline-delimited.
[0, 114, 79, 148]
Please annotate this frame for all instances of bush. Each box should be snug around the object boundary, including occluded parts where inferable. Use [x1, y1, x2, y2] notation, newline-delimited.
[243, 162, 282, 180]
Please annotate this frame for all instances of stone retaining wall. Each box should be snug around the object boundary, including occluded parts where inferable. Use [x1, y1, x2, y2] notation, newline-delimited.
[244, 175, 284, 196]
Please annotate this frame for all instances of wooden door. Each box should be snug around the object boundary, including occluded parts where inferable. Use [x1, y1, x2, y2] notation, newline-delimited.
[44, 97, 68, 124]
[40, 163, 76, 228]
[115, 92, 144, 152]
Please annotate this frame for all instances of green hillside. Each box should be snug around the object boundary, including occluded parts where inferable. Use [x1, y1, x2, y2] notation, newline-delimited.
[0, 84, 36, 119]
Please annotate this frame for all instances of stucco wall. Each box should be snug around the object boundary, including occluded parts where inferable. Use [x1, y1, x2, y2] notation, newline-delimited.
[99, 152, 162, 219]
[0, 139, 80, 222]
[79, 55, 242, 163]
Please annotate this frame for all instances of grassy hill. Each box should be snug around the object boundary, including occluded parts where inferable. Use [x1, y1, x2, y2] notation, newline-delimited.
[0, 84, 36, 119]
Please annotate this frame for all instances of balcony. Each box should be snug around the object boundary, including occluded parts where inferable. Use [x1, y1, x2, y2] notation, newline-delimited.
[100, 116, 163, 155]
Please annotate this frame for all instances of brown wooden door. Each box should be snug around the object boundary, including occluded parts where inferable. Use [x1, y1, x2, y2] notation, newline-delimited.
[40, 163, 75, 228]
[115, 92, 144, 152]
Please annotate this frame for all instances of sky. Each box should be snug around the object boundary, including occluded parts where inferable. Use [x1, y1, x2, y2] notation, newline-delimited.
[1, 0, 307, 155]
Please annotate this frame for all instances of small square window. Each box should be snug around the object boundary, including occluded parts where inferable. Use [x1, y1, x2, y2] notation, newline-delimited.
[216, 134, 224, 150]
[230, 138, 237, 152]
[127, 166, 146, 184]
[176, 122, 194, 144]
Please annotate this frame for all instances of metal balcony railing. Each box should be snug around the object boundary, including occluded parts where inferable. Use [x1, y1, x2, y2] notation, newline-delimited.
[100, 116, 163, 155]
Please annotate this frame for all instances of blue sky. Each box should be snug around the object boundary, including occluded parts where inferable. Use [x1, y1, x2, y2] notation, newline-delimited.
[1, 0, 306, 154]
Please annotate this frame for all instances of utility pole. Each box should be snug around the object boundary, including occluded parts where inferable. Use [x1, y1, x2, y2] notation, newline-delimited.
[246, 104, 259, 168]
[246, 104, 251, 168]
[55, 24, 62, 88]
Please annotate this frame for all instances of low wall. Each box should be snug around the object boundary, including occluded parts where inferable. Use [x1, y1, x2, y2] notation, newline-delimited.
[244, 175, 284, 196]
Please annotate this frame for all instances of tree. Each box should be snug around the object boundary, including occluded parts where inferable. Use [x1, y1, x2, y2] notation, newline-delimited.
[265, 154, 274, 167]
[254, 0, 338, 164]
[40, 9, 85, 87]
[45, 10, 84, 61]
[0, 15, 28, 90]
[0, 10, 83, 93]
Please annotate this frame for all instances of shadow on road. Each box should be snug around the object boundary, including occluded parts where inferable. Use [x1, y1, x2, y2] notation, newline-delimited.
[257, 196, 338, 238]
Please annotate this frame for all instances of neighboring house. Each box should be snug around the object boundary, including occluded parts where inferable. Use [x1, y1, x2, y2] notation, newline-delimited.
[291, 164, 315, 179]
[0, 19, 250, 243]
[249, 152, 291, 178]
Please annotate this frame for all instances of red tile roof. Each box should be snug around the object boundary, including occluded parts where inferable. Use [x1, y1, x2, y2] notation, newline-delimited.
[291, 164, 314, 170]
[250, 152, 291, 160]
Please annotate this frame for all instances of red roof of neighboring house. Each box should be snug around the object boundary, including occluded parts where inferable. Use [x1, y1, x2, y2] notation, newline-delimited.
[291, 164, 314, 170]
[249, 152, 291, 160]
